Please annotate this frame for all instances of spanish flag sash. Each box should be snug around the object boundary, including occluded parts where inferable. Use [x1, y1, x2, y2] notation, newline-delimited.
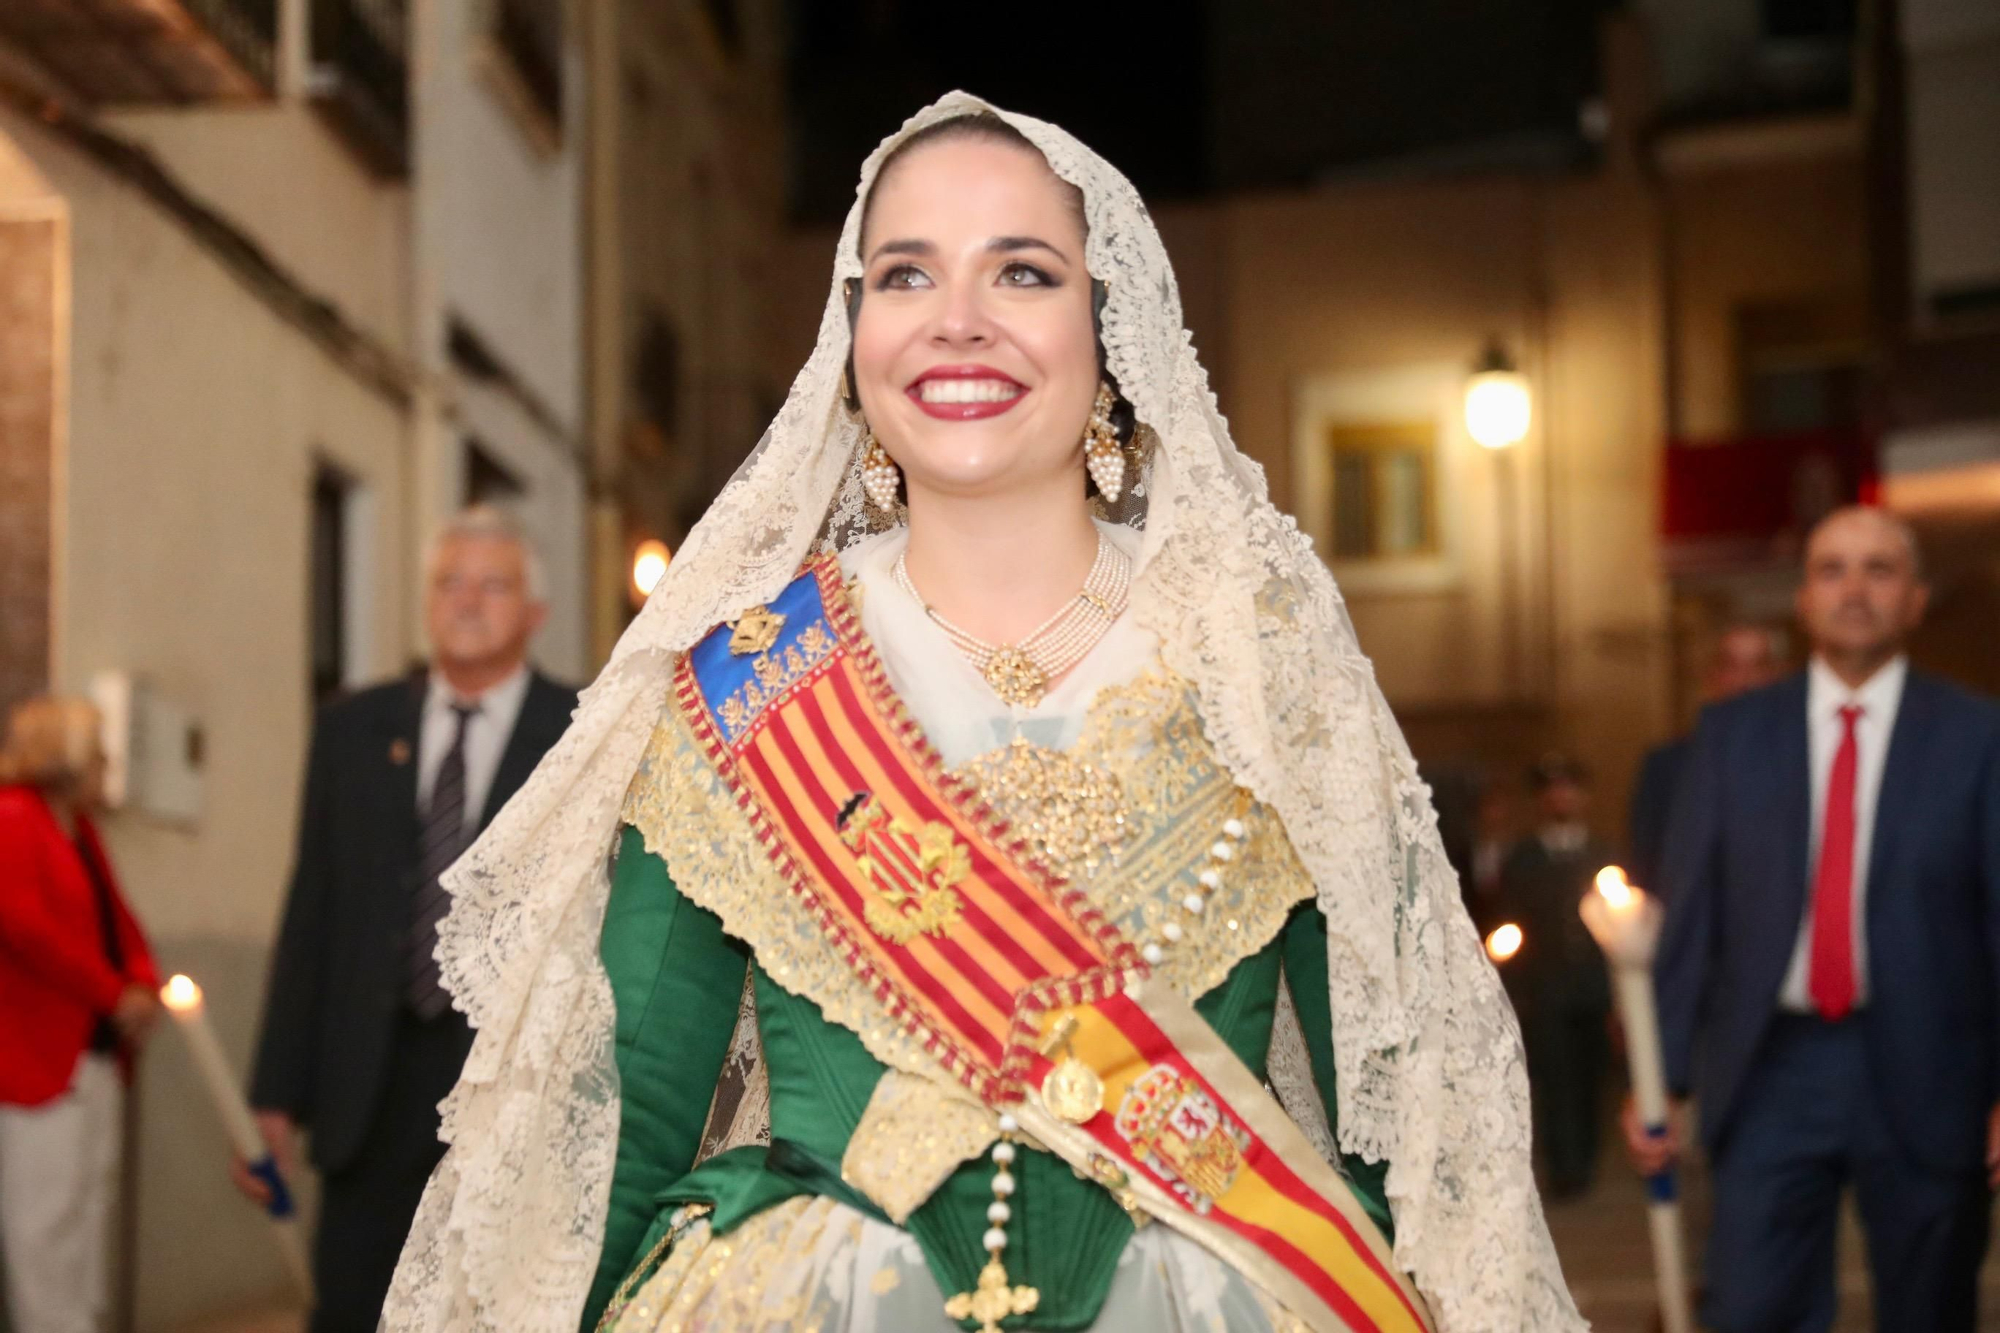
[680, 558, 1432, 1333]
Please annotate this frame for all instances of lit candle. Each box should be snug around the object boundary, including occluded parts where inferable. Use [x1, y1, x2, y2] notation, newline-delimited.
[161, 975, 314, 1300]
[1485, 922, 1524, 965]
[1579, 868, 1691, 1333]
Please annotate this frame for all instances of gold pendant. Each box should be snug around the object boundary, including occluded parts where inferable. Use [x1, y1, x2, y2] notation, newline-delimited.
[1041, 1057, 1105, 1125]
[727, 605, 786, 656]
[1037, 1012, 1104, 1124]
[943, 1258, 1040, 1333]
[983, 647, 1048, 707]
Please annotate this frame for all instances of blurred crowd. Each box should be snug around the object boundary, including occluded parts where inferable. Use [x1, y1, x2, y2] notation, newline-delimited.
[1468, 505, 2000, 1332]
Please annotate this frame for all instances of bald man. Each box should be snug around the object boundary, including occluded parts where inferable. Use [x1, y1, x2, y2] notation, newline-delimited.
[1640, 507, 2000, 1332]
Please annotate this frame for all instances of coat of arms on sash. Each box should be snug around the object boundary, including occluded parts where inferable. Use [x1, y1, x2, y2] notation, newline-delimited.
[837, 793, 969, 945]
[1114, 1064, 1251, 1212]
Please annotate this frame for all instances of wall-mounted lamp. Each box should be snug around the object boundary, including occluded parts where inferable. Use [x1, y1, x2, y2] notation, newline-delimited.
[631, 539, 671, 604]
[1465, 342, 1531, 450]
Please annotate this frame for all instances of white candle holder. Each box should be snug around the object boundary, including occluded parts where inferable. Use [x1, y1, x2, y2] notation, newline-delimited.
[1579, 868, 1692, 1333]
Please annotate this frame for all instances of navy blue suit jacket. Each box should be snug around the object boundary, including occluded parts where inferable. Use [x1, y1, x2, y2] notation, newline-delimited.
[1628, 735, 1692, 897]
[1653, 669, 2000, 1171]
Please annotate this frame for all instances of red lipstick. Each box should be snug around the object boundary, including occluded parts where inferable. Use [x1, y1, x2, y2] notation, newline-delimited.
[905, 364, 1029, 421]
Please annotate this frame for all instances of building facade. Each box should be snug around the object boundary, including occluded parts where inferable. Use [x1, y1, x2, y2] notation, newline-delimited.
[579, 0, 785, 664]
[0, 1, 609, 1326]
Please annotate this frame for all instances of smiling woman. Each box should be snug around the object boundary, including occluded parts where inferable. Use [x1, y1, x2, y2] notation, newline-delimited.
[383, 94, 1584, 1333]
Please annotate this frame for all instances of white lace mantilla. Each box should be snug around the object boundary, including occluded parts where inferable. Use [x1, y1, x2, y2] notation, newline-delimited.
[383, 92, 1585, 1333]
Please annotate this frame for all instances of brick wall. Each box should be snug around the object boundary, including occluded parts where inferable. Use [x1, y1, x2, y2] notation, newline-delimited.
[0, 215, 55, 717]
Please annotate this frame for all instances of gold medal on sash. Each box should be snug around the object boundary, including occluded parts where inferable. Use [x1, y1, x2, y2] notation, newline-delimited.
[1038, 1013, 1104, 1124]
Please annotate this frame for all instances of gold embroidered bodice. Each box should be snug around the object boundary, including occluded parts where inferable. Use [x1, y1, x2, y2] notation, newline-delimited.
[953, 667, 1316, 999]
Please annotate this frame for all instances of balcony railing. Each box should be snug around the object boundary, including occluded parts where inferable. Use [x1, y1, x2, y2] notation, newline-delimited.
[0, 0, 277, 102]
[309, 0, 410, 176]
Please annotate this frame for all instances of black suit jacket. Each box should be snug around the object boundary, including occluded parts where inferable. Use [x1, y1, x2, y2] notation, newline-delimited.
[249, 669, 576, 1173]
[1655, 670, 2000, 1170]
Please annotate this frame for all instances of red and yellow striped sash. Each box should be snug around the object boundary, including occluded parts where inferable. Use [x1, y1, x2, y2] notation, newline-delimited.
[679, 558, 1138, 1101]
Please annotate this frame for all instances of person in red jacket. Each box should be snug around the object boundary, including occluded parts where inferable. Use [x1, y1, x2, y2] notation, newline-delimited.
[0, 695, 161, 1333]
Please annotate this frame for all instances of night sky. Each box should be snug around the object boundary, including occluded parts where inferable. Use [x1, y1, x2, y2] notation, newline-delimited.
[783, 0, 1618, 222]
[784, 0, 1210, 221]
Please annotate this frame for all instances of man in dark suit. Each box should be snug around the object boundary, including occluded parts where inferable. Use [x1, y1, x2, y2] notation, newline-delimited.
[1498, 755, 1618, 1200]
[234, 506, 576, 1333]
[1625, 624, 1782, 895]
[1633, 506, 2000, 1332]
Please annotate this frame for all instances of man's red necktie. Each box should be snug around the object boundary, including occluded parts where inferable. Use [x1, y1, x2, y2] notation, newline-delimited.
[1808, 704, 1863, 1020]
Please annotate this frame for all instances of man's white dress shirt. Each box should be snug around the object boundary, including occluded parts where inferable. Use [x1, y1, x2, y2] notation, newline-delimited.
[416, 664, 531, 833]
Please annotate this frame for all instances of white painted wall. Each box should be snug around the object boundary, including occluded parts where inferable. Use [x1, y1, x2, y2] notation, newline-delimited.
[99, 102, 411, 359]
[413, 1, 582, 426]
[411, 0, 589, 681]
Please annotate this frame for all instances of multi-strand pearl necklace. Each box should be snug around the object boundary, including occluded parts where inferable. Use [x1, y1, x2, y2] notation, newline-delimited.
[893, 533, 1131, 708]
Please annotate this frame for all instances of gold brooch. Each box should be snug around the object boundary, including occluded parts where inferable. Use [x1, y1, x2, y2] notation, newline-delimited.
[982, 647, 1049, 708]
[727, 605, 786, 656]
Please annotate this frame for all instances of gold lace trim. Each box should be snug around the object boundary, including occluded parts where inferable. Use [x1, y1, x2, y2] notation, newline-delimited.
[840, 1070, 998, 1223]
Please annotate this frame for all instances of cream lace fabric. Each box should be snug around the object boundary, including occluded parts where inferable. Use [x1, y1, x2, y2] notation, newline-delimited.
[383, 91, 1583, 1333]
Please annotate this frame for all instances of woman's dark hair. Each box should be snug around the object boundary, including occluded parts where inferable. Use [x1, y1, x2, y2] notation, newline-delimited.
[843, 112, 1138, 489]
[860, 113, 1084, 247]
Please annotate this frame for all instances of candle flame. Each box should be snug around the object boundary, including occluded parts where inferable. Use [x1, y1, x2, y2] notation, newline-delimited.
[1595, 865, 1635, 908]
[1485, 923, 1524, 963]
[161, 974, 203, 1011]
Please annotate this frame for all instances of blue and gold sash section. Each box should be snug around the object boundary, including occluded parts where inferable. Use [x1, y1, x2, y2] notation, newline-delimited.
[684, 570, 842, 748]
[680, 557, 1432, 1333]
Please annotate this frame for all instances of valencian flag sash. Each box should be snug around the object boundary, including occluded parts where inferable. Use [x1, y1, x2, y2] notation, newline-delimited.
[680, 558, 1433, 1333]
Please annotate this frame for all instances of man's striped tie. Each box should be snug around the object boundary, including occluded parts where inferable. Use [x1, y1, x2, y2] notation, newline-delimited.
[408, 702, 478, 1019]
